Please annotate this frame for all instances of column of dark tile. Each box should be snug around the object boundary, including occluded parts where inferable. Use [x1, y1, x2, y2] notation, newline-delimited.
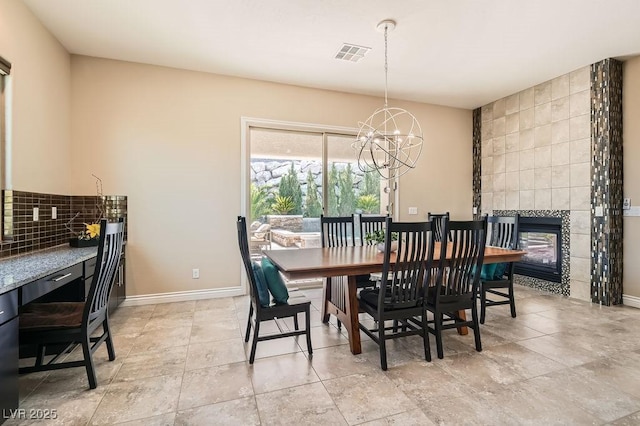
[473, 108, 482, 219]
[590, 58, 624, 305]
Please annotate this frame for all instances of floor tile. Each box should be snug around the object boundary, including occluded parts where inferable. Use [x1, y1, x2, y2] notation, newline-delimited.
[250, 352, 319, 394]
[178, 363, 253, 410]
[185, 339, 247, 370]
[114, 345, 187, 382]
[175, 397, 260, 425]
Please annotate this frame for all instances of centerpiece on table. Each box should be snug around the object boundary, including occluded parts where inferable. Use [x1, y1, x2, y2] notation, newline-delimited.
[67, 175, 104, 248]
[365, 230, 399, 252]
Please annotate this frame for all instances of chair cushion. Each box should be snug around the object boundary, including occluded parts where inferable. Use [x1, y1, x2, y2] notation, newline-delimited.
[480, 263, 497, 281]
[20, 302, 85, 331]
[492, 262, 508, 280]
[251, 261, 271, 307]
[253, 224, 271, 240]
[261, 257, 289, 304]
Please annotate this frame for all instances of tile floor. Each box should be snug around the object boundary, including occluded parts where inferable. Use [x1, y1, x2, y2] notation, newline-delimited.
[8, 284, 640, 425]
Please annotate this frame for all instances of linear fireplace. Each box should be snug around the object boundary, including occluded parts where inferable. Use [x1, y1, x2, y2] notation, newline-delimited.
[514, 216, 562, 283]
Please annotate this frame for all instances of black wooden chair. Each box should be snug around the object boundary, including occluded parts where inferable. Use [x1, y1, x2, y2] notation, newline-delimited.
[19, 219, 125, 389]
[480, 214, 520, 324]
[427, 212, 450, 242]
[237, 216, 312, 364]
[357, 214, 388, 288]
[425, 218, 487, 359]
[320, 215, 356, 329]
[358, 218, 440, 370]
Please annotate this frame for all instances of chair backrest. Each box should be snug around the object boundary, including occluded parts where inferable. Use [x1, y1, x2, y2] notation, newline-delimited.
[358, 214, 387, 246]
[377, 218, 437, 309]
[487, 214, 519, 249]
[320, 214, 355, 248]
[84, 219, 125, 328]
[427, 212, 450, 242]
[237, 216, 263, 311]
[436, 218, 487, 302]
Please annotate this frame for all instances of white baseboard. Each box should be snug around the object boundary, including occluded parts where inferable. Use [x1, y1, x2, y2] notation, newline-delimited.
[120, 286, 246, 307]
[623, 294, 640, 309]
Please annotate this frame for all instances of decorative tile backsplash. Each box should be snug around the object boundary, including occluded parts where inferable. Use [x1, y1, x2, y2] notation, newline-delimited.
[1, 190, 127, 259]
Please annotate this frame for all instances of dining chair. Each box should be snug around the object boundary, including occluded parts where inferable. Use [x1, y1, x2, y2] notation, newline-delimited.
[237, 216, 312, 364]
[358, 218, 440, 370]
[357, 213, 388, 289]
[480, 214, 519, 324]
[424, 217, 487, 359]
[320, 215, 357, 329]
[18, 218, 125, 389]
[427, 212, 450, 242]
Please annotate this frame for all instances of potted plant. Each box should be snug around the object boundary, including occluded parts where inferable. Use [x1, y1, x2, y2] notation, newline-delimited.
[365, 230, 399, 252]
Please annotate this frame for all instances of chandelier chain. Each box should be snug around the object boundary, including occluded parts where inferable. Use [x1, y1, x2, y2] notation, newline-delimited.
[384, 24, 388, 107]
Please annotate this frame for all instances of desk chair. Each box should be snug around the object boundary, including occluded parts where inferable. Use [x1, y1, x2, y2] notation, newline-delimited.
[19, 219, 125, 389]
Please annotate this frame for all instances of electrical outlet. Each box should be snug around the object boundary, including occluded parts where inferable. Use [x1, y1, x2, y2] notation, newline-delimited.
[33, 207, 39, 221]
[408, 207, 418, 215]
[623, 198, 631, 210]
[192, 268, 200, 279]
[595, 205, 604, 217]
[473, 206, 478, 215]
[51, 206, 57, 219]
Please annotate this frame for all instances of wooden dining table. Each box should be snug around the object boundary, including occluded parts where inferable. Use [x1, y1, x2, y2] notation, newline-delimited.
[262, 244, 526, 355]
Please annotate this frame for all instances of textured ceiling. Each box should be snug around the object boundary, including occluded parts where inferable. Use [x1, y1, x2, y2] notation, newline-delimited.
[23, 0, 640, 109]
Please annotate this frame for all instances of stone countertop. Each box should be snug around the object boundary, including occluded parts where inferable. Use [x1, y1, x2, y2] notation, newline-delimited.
[0, 245, 97, 296]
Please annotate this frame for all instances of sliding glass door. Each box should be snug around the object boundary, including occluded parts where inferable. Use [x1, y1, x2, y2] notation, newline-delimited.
[246, 121, 389, 253]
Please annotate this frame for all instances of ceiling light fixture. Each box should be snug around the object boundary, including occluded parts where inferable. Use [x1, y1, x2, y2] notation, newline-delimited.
[353, 19, 423, 180]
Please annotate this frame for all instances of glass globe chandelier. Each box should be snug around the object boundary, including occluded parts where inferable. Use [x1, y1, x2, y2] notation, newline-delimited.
[354, 20, 423, 180]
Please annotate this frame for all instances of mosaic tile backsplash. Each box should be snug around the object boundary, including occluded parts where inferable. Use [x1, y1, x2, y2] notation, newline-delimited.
[1, 190, 127, 259]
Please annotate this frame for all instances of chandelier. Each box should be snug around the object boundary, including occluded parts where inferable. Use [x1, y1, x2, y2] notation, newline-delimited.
[354, 20, 423, 180]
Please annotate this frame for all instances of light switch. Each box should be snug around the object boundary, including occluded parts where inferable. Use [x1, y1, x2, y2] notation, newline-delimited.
[51, 206, 57, 219]
[33, 207, 39, 221]
[473, 206, 478, 215]
[408, 207, 418, 215]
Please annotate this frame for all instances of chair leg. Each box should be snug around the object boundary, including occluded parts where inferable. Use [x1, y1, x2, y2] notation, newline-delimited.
[35, 345, 46, 367]
[480, 286, 487, 324]
[82, 334, 98, 389]
[472, 306, 482, 352]
[435, 313, 444, 359]
[305, 307, 313, 356]
[337, 319, 342, 329]
[509, 283, 517, 318]
[103, 320, 116, 361]
[422, 313, 431, 362]
[378, 319, 387, 371]
[245, 304, 253, 343]
[249, 320, 260, 364]
[293, 314, 300, 331]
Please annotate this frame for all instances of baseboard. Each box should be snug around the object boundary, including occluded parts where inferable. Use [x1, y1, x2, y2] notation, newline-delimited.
[121, 286, 246, 307]
[623, 294, 640, 309]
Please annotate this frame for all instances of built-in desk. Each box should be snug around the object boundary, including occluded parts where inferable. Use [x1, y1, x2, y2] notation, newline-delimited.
[0, 245, 126, 423]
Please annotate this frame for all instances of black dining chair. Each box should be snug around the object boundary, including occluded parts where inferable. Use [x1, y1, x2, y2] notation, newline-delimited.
[320, 215, 356, 329]
[480, 214, 520, 324]
[357, 213, 388, 289]
[358, 218, 440, 370]
[425, 217, 487, 359]
[19, 218, 125, 389]
[427, 212, 450, 242]
[237, 216, 312, 364]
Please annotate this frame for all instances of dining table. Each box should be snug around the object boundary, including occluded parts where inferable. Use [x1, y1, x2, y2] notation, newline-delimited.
[262, 243, 526, 355]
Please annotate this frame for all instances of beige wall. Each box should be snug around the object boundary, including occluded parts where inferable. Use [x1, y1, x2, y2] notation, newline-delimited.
[69, 56, 472, 297]
[623, 57, 640, 299]
[0, 0, 72, 193]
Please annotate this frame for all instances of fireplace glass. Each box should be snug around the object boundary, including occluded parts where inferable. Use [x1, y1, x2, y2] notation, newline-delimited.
[518, 231, 558, 268]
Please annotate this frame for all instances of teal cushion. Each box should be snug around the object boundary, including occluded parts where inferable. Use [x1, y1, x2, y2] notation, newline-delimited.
[251, 261, 270, 307]
[261, 257, 289, 304]
[480, 263, 497, 281]
[493, 262, 508, 280]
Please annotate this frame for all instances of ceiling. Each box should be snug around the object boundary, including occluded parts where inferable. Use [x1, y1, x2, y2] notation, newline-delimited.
[22, 0, 640, 109]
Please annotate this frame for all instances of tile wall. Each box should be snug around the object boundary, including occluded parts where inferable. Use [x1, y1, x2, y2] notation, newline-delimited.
[479, 66, 592, 300]
[1, 190, 127, 259]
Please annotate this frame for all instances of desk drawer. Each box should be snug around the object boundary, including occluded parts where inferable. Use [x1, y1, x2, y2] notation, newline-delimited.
[20, 264, 83, 305]
[84, 257, 97, 278]
[0, 290, 18, 326]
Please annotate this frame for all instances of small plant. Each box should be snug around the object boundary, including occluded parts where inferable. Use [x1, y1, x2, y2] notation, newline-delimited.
[365, 230, 398, 244]
[271, 195, 295, 215]
[357, 195, 379, 214]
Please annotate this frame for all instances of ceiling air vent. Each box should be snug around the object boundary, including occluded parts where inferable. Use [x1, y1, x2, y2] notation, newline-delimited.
[334, 43, 371, 63]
